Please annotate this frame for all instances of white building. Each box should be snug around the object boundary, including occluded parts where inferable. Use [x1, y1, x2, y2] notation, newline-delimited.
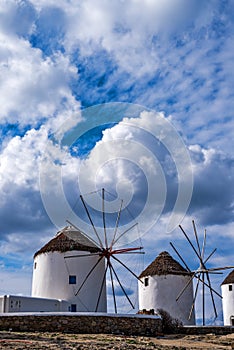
[0, 295, 69, 313]
[221, 269, 234, 326]
[138, 251, 195, 325]
[31, 226, 107, 312]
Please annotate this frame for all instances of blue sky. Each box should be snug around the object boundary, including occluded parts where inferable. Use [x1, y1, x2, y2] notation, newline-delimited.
[0, 0, 233, 322]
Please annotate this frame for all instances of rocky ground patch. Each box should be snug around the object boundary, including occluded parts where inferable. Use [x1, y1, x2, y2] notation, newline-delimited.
[0, 331, 234, 349]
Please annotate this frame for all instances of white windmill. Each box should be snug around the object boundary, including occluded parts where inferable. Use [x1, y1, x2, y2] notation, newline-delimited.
[32, 188, 144, 313]
[138, 251, 195, 325]
[170, 220, 234, 325]
[221, 270, 234, 326]
[31, 225, 106, 312]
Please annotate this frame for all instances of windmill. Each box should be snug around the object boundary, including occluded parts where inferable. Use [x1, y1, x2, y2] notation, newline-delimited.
[170, 220, 234, 325]
[64, 188, 144, 313]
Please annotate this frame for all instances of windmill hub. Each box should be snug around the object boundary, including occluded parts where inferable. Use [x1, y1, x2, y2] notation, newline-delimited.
[170, 220, 234, 326]
[100, 247, 144, 259]
[100, 248, 112, 259]
[65, 188, 145, 313]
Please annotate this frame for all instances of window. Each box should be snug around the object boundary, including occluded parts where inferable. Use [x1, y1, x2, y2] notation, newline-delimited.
[229, 285, 232, 291]
[71, 304, 77, 312]
[34, 262, 37, 269]
[144, 277, 149, 287]
[69, 275, 76, 284]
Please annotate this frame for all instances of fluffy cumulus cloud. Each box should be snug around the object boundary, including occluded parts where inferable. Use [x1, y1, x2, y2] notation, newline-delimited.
[73, 111, 233, 233]
[0, 123, 83, 238]
[0, 0, 233, 320]
[0, 35, 79, 125]
[0, 0, 80, 127]
[189, 145, 234, 226]
[0, 128, 50, 249]
[46, 0, 234, 153]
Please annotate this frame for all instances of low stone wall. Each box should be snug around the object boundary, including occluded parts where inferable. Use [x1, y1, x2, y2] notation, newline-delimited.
[0, 312, 162, 336]
[2, 313, 233, 336]
[182, 326, 234, 335]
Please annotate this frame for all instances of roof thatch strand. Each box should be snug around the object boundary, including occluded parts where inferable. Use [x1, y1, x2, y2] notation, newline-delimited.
[222, 269, 234, 285]
[139, 251, 189, 278]
[34, 226, 101, 258]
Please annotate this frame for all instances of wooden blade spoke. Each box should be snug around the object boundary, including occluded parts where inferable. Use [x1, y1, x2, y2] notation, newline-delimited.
[111, 254, 143, 283]
[205, 272, 217, 319]
[189, 274, 200, 320]
[201, 229, 207, 261]
[170, 242, 191, 272]
[204, 248, 217, 264]
[95, 261, 108, 312]
[176, 272, 196, 301]
[111, 247, 143, 255]
[194, 274, 222, 298]
[192, 220, 201, 257]
[205, 271, 223, 275]
[178, 221, 231, 324]
[112, 251, 145, 255]
[75, 256, 103, 296]
[112, 223, 138, 247]
[179, 225, 203, 266]
[109, 262, 117, 313]
[64, 253, 101, 259]
[109, 260, 135, 309]
[80, 195, 104, 249]
[196, 268, 223, 275]
[110, 199, 123, 250]
[208, 266, 234, 272]
[66, 220, 100, 248]
[102, 188, 108, 249]
[202, 272, 205, 326]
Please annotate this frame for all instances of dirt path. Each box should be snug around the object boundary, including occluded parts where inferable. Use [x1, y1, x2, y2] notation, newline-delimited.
[0, 331, 233, 349]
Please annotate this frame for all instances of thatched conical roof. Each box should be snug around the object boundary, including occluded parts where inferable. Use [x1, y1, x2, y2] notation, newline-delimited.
[221, 269, 234, 285]
[139, 251, 189, 278]
[34, 226, 101, 258]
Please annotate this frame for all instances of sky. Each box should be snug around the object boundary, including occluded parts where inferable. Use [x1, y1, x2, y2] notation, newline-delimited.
[0, 0, 233, 322]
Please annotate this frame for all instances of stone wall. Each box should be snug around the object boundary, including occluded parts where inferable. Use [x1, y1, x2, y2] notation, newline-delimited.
[2, 313, 233, 336]
[182, 326, 234, 335]
[0, 313, 162, 336]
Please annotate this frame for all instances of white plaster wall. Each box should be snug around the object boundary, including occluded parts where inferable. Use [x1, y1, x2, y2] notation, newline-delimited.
[31, 251, 107, 312]
[138, 274, 195, 325]
[0, 295, 8, 312]
[221, 284, 234, 325]
[0, 295, 69, 313]
[0, 296, 4, 312]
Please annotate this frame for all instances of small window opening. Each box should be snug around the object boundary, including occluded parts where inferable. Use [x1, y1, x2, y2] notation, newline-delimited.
[71, 304, 77, 312]
[144, 277, 149, 287]
[229, 285, 232, 291]
[69, 275, 76, 284]
[34, 262, 37, 269]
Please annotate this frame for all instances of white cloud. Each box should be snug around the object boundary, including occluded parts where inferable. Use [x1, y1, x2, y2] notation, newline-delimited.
[0, 122, 82, 243]
[0, 1, 34, 35]
[0, 0, 80, 126]
[188, 145, 234, 225]
[0, 0, 233, 317]
[0, 34, 79, 125]
[0, 268, 32, 296]
[1, 0, 233, 151]
[0, 128, 46, 189]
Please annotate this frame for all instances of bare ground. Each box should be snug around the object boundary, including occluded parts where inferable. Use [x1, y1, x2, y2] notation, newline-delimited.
[0, 332, 234, 349]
